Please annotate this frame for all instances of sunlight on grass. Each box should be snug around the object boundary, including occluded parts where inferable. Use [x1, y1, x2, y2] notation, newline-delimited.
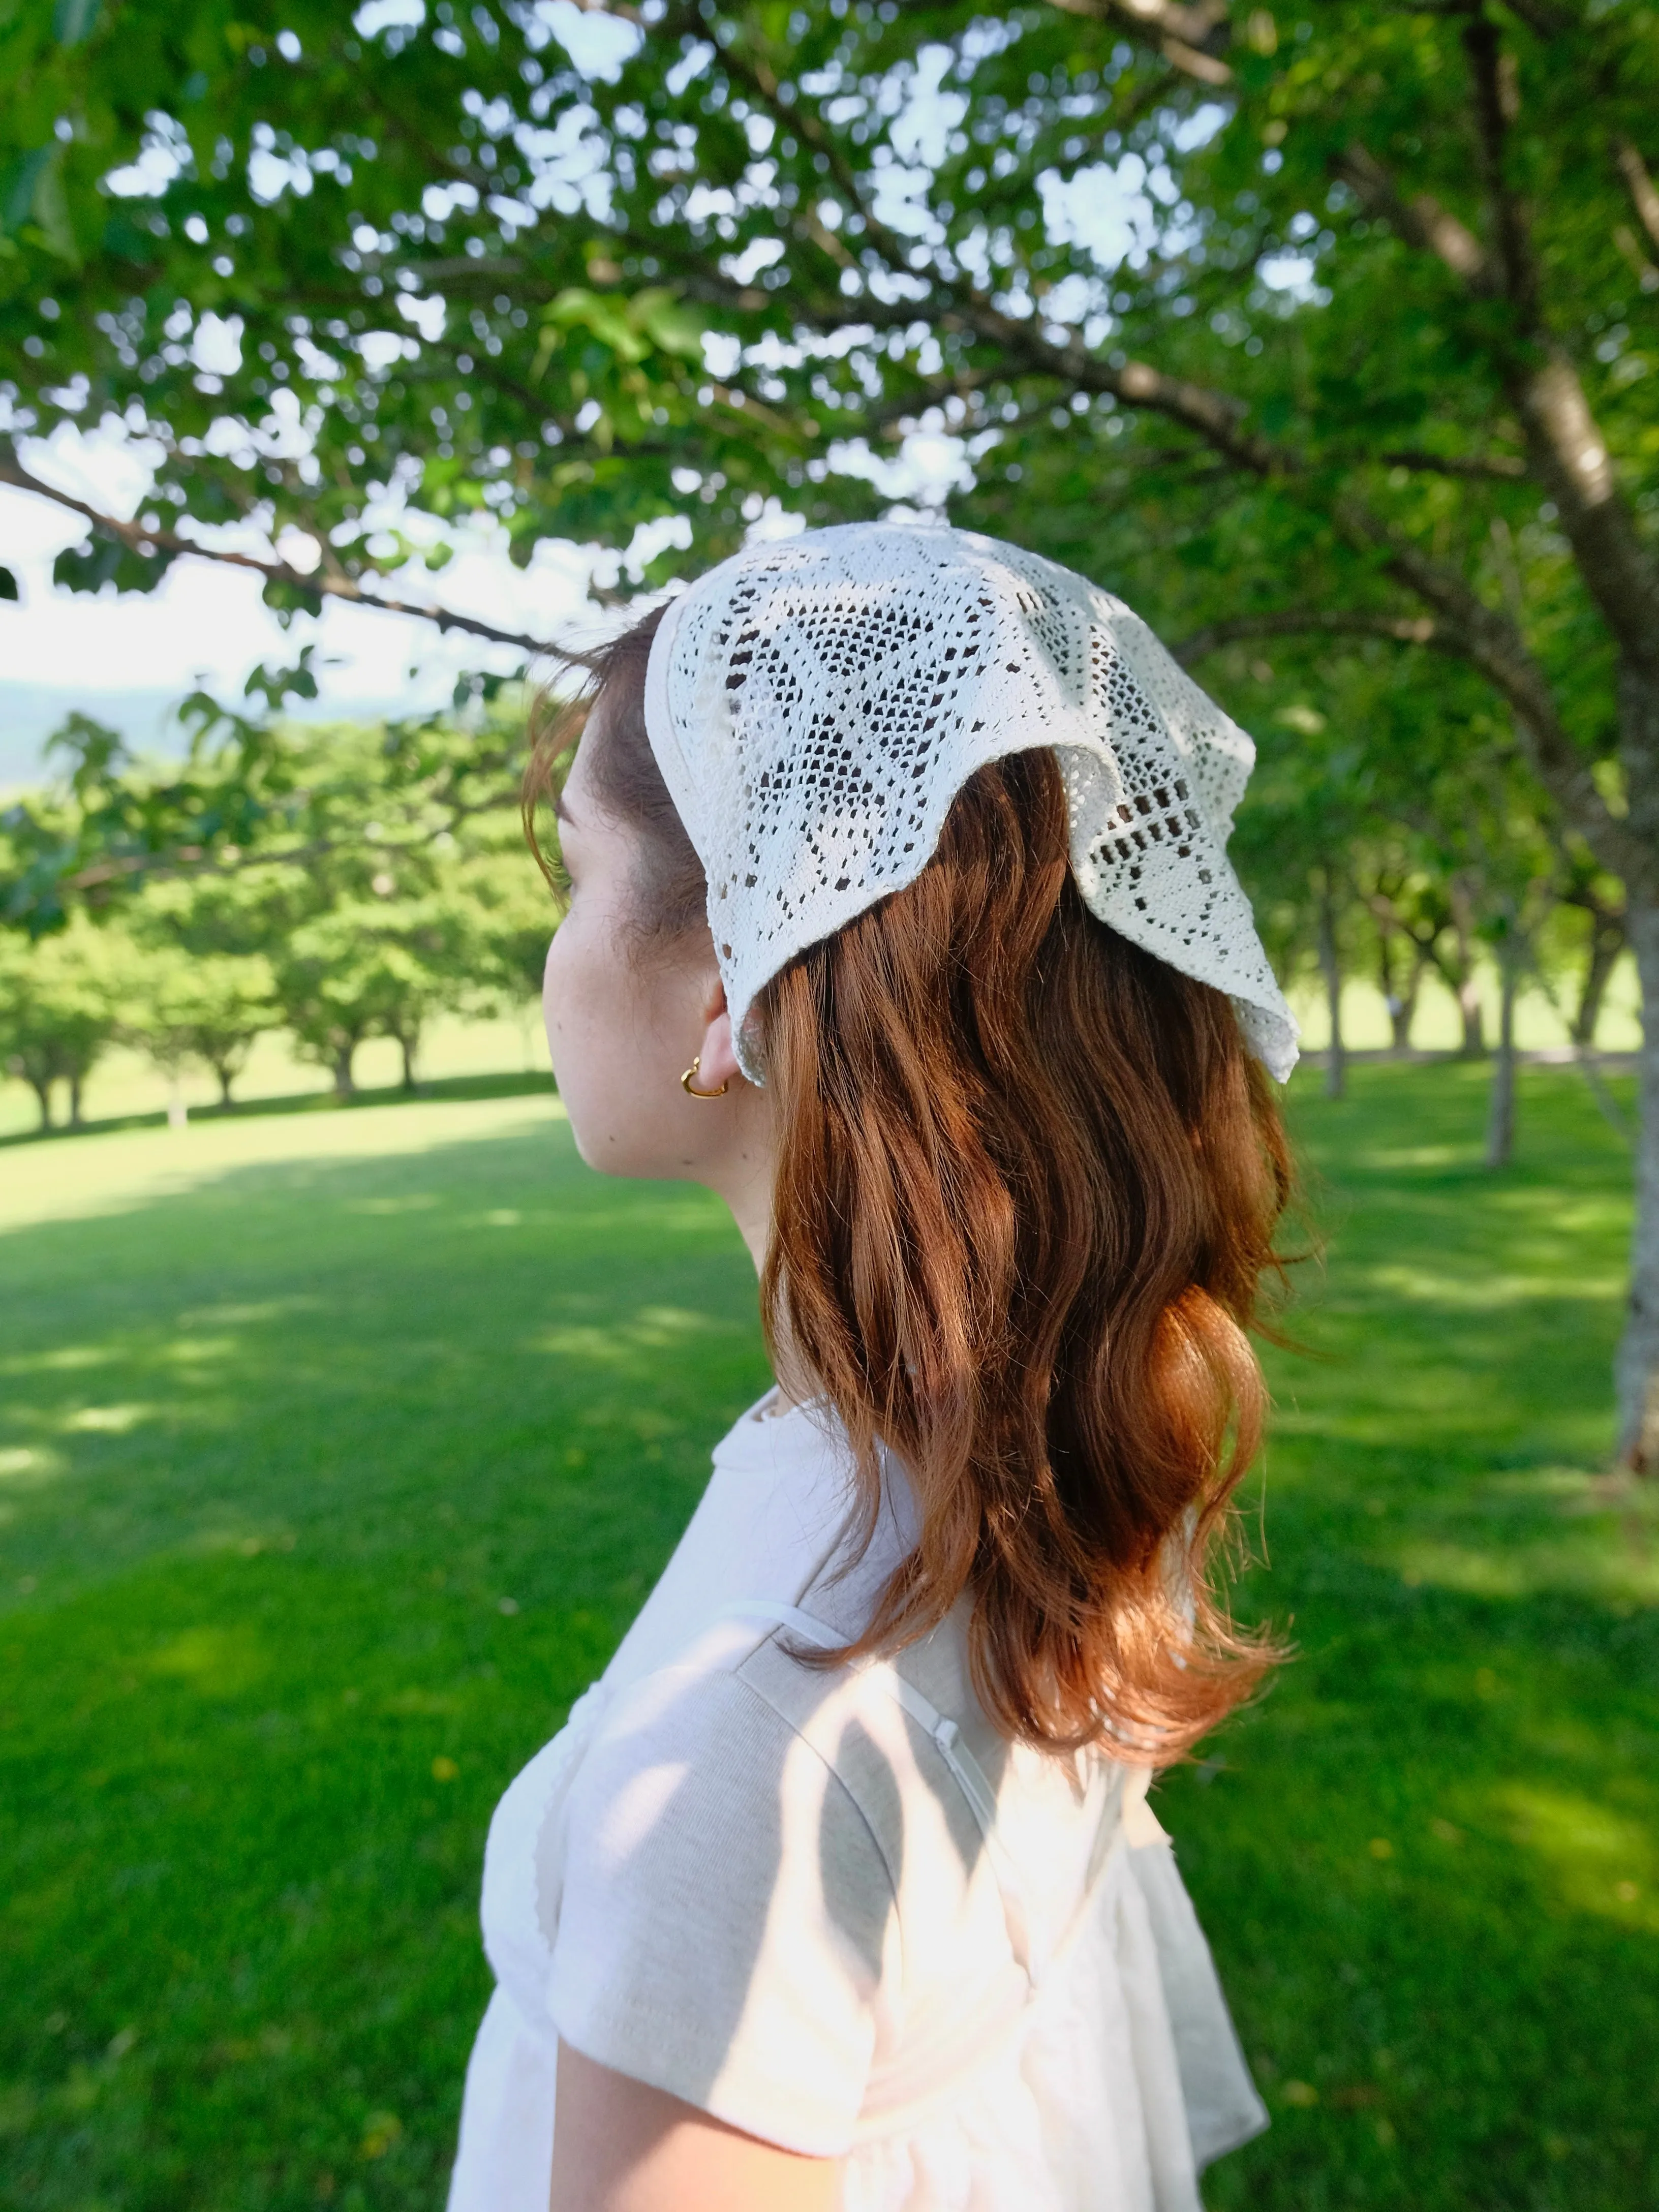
[1497, 1786, 1658, 1931]
[531, 1304, 747, 1369]
[0, 1446, 61, 1486]
[62, 1405, 156, 1435]
[0, 1095, 565, 1235]
[1364, 1263, 1625, 1306]
[0, 1345, 118, 1374]
[145, 1625, 268, 1698]
[1392, 1537, 1659, 1603]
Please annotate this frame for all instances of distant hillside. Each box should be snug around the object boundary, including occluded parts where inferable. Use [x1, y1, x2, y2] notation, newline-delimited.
[0, 684, 186, 791]
[0, 681, 442, 795]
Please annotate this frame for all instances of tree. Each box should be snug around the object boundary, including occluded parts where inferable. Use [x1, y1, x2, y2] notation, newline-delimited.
[0, 681, 549, 1118]
[1354, 848, 1435, 1055]
[122, 941, 277, 1114]
[1465, 778, 1555, 1172]
[1558, 851, 1628, 1052]
[0, 916, 120, 1128]
[127, 873, 286, 1104]
[272, 905, 386, 1097]
[5, 3, 1657, 1455]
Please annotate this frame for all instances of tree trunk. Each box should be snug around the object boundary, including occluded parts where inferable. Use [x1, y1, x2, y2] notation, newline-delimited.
[29, 1077, 53, 1131]
[1457, 976, 1485, 1057]
[1386, 950, 1427, 1052]
[398, 1031, 419, 1093]
[68, 1072, 84, 1128]
[1484, 947, 1521, 1169]
[1376, 920, 1407, 1051]
[332, 1042, 356, 1099]
[213, 1059, 236, 1108]
[1616, 898, 1659, 1471]
[1317, 871, 1346, 1100]
[1571, 914, 1626, 1050]
[1448, 886, 1486, 1056]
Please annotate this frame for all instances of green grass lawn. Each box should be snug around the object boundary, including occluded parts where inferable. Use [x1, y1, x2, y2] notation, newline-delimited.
[1, 1063, 1654, 2211]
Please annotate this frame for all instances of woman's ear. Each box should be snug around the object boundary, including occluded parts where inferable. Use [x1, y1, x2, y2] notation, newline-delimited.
[694, 979, 746, 1094]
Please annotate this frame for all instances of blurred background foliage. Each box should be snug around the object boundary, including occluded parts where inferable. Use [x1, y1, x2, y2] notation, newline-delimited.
[1, 661, 552, 1125]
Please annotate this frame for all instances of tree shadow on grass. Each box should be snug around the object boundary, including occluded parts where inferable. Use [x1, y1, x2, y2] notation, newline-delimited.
[0, 1068, 560, 1153]
[0, 1113, 772, 1607]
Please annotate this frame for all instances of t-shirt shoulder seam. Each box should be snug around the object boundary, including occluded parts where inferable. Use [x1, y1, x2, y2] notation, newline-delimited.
[723, 1665, 906, 1936]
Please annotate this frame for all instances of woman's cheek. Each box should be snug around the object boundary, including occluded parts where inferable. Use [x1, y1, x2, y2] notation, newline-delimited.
[543, 917, 631, 1161]
[541, 925, 590, 1096]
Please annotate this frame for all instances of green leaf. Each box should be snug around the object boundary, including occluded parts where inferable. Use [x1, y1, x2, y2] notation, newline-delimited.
[632, 288, 706, 362]
[260, 573, 324, 624]
[53, 526, 174, 596]
[0, 147, 52, 237]
[27, 142, 78, 264]
[52, 0, 102, 44]
[542, 287, 651, 364]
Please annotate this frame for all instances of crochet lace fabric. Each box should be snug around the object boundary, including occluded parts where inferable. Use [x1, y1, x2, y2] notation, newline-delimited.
[643, 524, 1298, 1084]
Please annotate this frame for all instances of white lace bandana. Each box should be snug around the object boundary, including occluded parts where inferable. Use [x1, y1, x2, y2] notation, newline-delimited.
[643, 523, 1299, 1085]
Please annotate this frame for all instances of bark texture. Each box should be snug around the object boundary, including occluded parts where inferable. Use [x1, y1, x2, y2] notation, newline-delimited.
[1317, 873, 1346, 1100]
[1484, 951, 1520, 1170]
[1568, 902, 1626, 1049]
[1616, 900, 1659, 1470]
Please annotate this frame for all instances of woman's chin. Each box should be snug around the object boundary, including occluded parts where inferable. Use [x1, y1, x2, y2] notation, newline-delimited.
[565, 1117, 674, 1182]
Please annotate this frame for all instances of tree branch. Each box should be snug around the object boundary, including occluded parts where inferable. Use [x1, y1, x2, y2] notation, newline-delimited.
[1462, 16, 1537, 318]
[1616, 137, 1659, 255]
[1040, 0, 1232, 84]
[712, 35, 1285, 479]
[1613, 224, 1659, 295]
[1173, 608, 1459, 664]
[943, 304, 1286, 473]
[1336, 497, 1651, 887]
[1336, 136, 1659, 682]
[1379, 448, 1528, 479]
[0, 456, 557, 661]
[1333, 143, 1495, 290]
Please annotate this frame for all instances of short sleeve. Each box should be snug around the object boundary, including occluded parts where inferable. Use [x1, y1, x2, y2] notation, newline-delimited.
[546, 1664, 901, 2158]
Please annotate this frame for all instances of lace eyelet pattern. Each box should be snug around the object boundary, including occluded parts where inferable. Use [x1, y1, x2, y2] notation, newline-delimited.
[643, 524, 1299, 1086]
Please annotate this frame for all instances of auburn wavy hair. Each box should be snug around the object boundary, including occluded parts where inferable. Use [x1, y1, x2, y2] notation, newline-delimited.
[527, 607, 1292, 1756]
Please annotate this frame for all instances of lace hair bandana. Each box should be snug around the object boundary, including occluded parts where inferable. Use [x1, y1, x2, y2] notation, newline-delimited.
[643, 523, 1299, 1085]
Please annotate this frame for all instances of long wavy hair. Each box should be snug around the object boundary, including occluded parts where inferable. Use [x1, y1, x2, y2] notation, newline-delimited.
[527, 606, 1292, 1756]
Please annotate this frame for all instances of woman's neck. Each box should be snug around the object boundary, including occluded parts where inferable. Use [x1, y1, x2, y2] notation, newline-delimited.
[710, 1171, 815, 1415]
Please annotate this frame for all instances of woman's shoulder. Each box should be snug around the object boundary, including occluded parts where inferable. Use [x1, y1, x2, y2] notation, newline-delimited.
[549, 1613, 908, 2156]
[596, 1392, 868, 1684]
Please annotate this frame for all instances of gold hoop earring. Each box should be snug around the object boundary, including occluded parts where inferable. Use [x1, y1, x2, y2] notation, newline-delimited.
[680, 1056, 729, 1100]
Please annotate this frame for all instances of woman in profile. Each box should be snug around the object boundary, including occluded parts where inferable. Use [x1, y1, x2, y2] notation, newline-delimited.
[448, 523, 1298, 2212]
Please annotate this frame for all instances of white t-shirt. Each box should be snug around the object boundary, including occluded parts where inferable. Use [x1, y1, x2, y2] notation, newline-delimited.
[449, 1389, 1267, 2212]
